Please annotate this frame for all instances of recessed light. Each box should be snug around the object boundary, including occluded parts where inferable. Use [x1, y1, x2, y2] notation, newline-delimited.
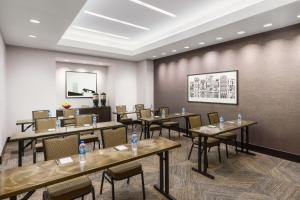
[237, 31, 245, 35]
[297, 15, 300, 18]
[28, 35, 37, 38]
[73, 26, 130, 40]
[216, 37, 223, 41]
[84, 10, 150, 31]
[171, 49, 177, 52]
[184, 46, 190, 49]
[161, 52, 166, 55]
[65, 59, 70, 62]
[263, 23, 272, 28]
[152, 56, 157, 58]
[198, 42, 205, 45]
[129, 0, 176, 18]
[29, 19, 40, 24]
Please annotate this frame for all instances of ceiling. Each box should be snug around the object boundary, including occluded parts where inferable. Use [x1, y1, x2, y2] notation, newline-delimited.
[0, 0, 300, 61]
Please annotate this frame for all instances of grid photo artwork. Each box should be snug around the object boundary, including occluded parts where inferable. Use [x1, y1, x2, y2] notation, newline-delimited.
[188, 70, 238, 104]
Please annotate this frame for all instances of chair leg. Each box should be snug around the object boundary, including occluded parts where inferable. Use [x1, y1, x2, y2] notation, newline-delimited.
[208, 147, 211, 152]
[151, 131, 154, 138]
[225, 142, 229, 158]
[235, 137, 238, 154]
[93, 142, 96, 150]
[111, 179, 115, 200]
[140, 130, 143, 140]
[43, 191, 47, 200]
[159, 128, 162, 136]
[98, 140, 101, 149]
[81, 196, 84, 200]
[168, 129, 171, 139]
[132, 124, 134, 130]
[100, 172, 105, 194]
[127, 177, 130, 184]
[141, 172, 146, 200]
[91, 186, 96, 200]
[218, 145, 222, 163]
[188, 143, 194, 160]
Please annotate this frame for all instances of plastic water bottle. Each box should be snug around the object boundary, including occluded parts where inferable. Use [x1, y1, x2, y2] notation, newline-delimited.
[131, 132, 138, 151]
[76, 109, 79, 116]
[220, 116, 224, 129]
[79, 141, 86, 163]
[182, 107, 186, 115]
[237, 113, 242, 125]
[161, 109, 166, 118]
[56, 119, 61, 130]
[92, 115, 97, 126]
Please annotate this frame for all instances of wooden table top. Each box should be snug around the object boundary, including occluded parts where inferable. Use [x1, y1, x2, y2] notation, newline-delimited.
[0, 137, 181, 199]
[16, 115, 98, 125]
[10, 121, 123, 141]
[113, 109, 158, 115]
[140, 112, 196, 122]
[190, 120, 257, 137]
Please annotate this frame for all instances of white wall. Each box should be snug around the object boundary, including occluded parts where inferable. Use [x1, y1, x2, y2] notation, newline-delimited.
[6, 46, 153, 136]
[0, 31, 6, 152]
[137, 60, 154, 108]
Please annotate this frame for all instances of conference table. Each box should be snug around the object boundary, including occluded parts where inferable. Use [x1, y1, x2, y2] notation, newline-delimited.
[190, 120, 257, 179]
[113, 109, 159, 122]
[0, 137, 181, 200]
[10, 121, 124, 167]
[140, 112, 197, 139]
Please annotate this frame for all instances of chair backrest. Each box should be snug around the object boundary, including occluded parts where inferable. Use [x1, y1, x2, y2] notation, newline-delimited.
[207, 112, 219, 125]
[140, 109, 151, 118]
[43, 134, 79, 161]
[159, 107, 169, 115]
[76, 114, 92, 126]
[101, 127, 127, 148]
[135, 104, 144, 119]
[63, 109, 76, 118]
[32, 110, 49, 120]
[188, 115, 203, 138]
[35, 117, 57, 133]
[116, 105, 128, 119]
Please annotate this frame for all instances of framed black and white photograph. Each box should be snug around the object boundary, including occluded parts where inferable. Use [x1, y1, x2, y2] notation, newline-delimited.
[66, 71, 97, 98]
[187, 70, 238, 104]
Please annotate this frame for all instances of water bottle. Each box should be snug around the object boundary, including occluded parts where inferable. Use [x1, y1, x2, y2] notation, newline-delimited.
[76, 109, 79, 116]
[161, 109, 166, 118]
[237, 113, 242, 125]
[182, 107, 186, 115]
[131, 132, 138, 151]
[56, 119, 61, 130]
[220, 116, 224, 129]
[92, 115, 97, 126]
[79, 141, 86, 163]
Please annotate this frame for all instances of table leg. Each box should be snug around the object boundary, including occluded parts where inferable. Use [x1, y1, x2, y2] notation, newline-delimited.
[18, 140, 24, 167]
[145, 122, 150, 139]
[154, 151, 176, 200]
[9, 196, 17, 200]
[183, 117, 190, 137]
[21, 124, 25, 132]
[241, 128, 244, 152]
[192, 136, 214, 179]
[238, 126, 255, 155]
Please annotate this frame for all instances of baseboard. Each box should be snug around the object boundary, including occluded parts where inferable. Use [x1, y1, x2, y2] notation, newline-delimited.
[176, 127, 300, 163]
[0, 137, 10, 165]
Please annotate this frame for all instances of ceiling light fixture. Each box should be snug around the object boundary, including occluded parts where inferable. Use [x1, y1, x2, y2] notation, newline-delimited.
[297, 15, 300, 18]
[152, 56, 157, 58]
[129, 0, 176, 18]
[263, 23, 272, 27]
[198, 42, 205, 45]
[84, 10, 150, 31]
[216, 37, 223, 41]
[30, 19, 40, 24]
[73, 26, 130, 40]
[237, 31, 245, 35]
[161, 52, 166, 55]
[28, 35, 37, 38]
[171, 49, 177, 52]
[184, 46, 190, 49]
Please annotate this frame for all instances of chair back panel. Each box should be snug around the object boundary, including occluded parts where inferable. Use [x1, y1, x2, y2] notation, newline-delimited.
[188, 115, 202, 138]
[32, 110, 49, 120]
[76, 115, 92, 126]
[63, 109, 76, 118]
[43, 135, 79, 161]
[35, 117, 56, 133]
[208, 112, 219, 124]
[140, 109, 151, 118]
[159, 107, 170, 115]
[102, 127, 127, 148]
[135, 104, 144, 119]
[116, 105, 128, 119]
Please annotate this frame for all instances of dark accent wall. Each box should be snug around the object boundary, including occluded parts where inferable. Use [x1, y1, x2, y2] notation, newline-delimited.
[154, 24, 300, 156]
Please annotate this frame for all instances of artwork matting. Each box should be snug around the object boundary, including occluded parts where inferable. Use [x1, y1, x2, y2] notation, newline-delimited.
[187, 70, 238, 105]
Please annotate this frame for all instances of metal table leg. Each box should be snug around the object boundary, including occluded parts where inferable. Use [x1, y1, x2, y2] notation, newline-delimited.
[237, 126, 255, 155]
[18, 140, 24, 167]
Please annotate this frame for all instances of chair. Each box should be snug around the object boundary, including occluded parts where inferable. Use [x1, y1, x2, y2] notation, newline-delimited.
[32, 110, 50, 120]
[187, 115, 221, 162]
[207, 112, 238, 158]
[100, 127, 145, 200]
[75, 115, 100, 150]
[159, 107, 180, 139]
[140, 109, 162, 140]
[116, 105, 134, 130]
[33, 117, 57, 163]
[42, 135, 95, 200]
[63, 109, 76, 127]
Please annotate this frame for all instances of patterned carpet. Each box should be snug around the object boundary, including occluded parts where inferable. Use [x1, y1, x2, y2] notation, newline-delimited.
[1, 128, 300, 200]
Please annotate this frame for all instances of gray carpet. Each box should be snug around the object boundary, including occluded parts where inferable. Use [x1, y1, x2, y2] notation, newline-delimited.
[1, 128, 300, 200]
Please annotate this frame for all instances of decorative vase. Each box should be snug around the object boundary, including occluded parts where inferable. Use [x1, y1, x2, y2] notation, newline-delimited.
[93, 93, 99, 107]
[100, 92, 106, 107]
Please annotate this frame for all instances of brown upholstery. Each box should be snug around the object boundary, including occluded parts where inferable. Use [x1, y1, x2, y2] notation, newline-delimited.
[188, 115, 202, 138]
[32, 110, 50, 120]
[140, 109, 161, 139]
[160, 107, 179, 139]
[43, 135, 79, 161]
[207, 112, 220, 125]
[35, 117, 56, 133]
[135, 104, 144, 120]
[43, 134, 95, 200]
[102, 127, 127, 148]
[194, 137, 221, 147]
[116, 105, 129, 119]
[63, 109, 76, 126]
[76, 115, 92, 126]
[107, 162, 142, 180]
[140, 109, 151, 118]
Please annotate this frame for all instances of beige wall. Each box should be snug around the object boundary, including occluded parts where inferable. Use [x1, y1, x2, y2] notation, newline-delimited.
[154, 24, 300, 155]
[0, 30, 6, 153]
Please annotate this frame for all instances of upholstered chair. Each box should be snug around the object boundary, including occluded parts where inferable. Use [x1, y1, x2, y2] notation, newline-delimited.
[140, 109, 162, 139]
[159, 107, 180, 139]
[63, 109, 76, 127]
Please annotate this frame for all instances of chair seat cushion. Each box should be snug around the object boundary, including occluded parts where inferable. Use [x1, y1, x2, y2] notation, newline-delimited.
[35, 142, 43, 152]
[149, 124, 161, 131]
[194, 137, 220, 147]
[163, 121, 179, 126]
[80, 134, 98, 143]
[46, 176, 92, 200]
[215, 132, 237, 140]
[107, 161, 142, 180]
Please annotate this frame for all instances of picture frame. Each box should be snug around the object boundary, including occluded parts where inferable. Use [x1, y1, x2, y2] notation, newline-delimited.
[187, 70, 238, 105]
[65, 71, 97, 98]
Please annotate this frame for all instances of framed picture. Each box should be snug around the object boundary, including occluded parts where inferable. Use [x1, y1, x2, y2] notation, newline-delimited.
[187, 70, 238, 105]
[65, 71, 97, 98]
